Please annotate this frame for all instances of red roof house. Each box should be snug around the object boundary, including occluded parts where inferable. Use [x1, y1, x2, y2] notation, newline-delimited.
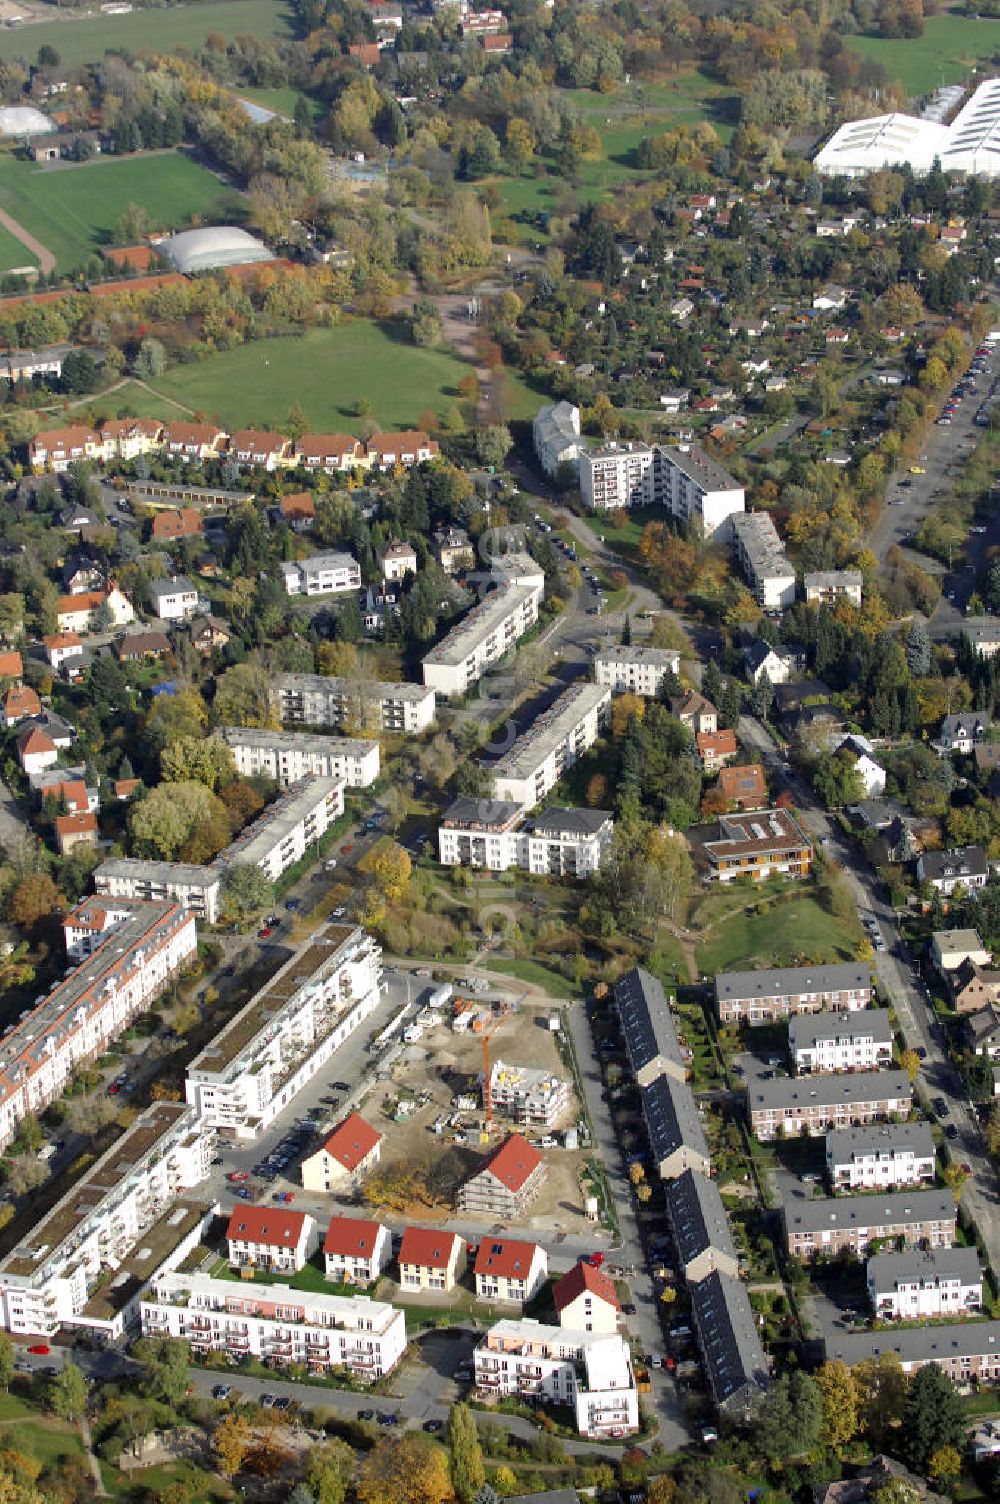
[322, 1215, 391, 1284]
[301, 1112, 382, 1191]
[226, 1204, 316, 1273]
[457, 1132, 546, 1216]
[398, 1228, 467, 1291]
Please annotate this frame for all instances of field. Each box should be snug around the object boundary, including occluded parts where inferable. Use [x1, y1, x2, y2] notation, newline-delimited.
[0, 0, 294, 68]
[846, 14, 1000, 97]
[0, 150, 235, 273]
[694, 893, 862, 975]
[0, 219, 35, 273]
[145, 321, 473, 431]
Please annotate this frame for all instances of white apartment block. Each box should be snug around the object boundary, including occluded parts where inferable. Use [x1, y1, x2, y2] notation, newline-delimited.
[0, 1102, 212, 1337]
[731, 512, 796, 611]
[594, 644, 680, 697]
[220, 727, 380, 789]
[219, 775, 344, 883]
[437, 798, 613, 878]
[421, 584, 542, 699]
[826, 1124, 935, 1190]
[533, 401, 582, 478]
[866, 1248, 982, 1321]
[490, 683, 611, 808]
[474, 1320, 639, 1438]
[95, 859, 223, 924]
[280, 552, 362, 597]
[804, 571, 863, 607]
[788, 1008, 894, 1074]
[276, 673, 436, 735]
[580, 441, 744, 539]
[142, 1272, 406, 1380]
[0, 898, 196, 1153]
[185, 923, 382, 1139]
[488, 1060, 571, 1127]
[581, 442, 654, 511]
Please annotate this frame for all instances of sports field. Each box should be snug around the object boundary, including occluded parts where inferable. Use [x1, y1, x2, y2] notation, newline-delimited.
[0, 0, 294, 68]
[144, 321, 473, 431]
[0, 150, 236, 273]
[0, 220, 36, 275]
[847, 13, 1000, 96]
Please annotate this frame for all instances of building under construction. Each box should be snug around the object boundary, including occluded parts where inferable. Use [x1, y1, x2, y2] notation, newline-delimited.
[486, 1058, 571, 1128]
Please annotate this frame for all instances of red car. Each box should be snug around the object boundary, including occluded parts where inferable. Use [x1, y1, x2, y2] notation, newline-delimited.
[27, 1345, 49, 1356]
[106, 1083, 121, 1096]
[226, 1171, 250, 1183]
[340, 843, 354, 855]
[258, 926, 273, 939]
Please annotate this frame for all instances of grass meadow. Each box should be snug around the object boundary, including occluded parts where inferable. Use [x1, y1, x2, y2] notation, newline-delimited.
[0, 0, 294, 68]
[846, 14, 1000, 96]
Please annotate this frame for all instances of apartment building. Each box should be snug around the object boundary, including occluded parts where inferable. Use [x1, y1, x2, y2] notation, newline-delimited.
[748, 1069, 911, 1141]
[301, 1113, 382, 1192]
[0, 897, 195, 1153]
[0, 1103, 211, 1336]
[226, 1206, 317, 1274]
[218, 775, 344, 882]
[782, 1188, 956, 1261]
[421, 584, 542, 699]
[731, 512, 796, 611]
[804, 571, 863, 606]
[437, 799, 613, 878]
[715, 962, 872, 1025]
[322, 1217, 391, 1286]
[280, 552, 362, 598]
[398, 1229, 466, 1292]
[276, 672, 436, 735]
[473, 1320, 639, 1438]
[474, 1239, 548, 1308]
[704, 808, 813, 883]
[866, 1248, 982, 1321]
[220, 727, 380, 789]
[533, 401, 582, 478]
[457, 1133, 546, 1218]
[580, 441, 654, 511]
[824, 1322, 1000, 1382]
[579, 441, 745, 539]
[488, 1061, 570, 1127]
[665, 1168, 739, 1283]
[789, 1008, 893, 1074]
[615, 966, 686, 1087]
[490, 683, 611, 808]
[593, 644, 680, 697]
[142, 1272, 406, 1380]
[29, 425, 102, 471]
[490, 550, 546, 595]
[95, 859, 223, 924]
[642, 1073, 711, 1178]
[184, 923, 382, 1139]
[826, 1123, 935, 1190]
[690, 1272, 770, 1420]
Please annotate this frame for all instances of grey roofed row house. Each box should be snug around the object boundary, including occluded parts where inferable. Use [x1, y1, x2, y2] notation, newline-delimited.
[825, 1120, 934, 1166]
[640, 1074, 710, 1179]
[748, 1067, 911, 1139]
[782, 1188, 956, 1258]
[689, 1271, 769, 1417]
[866, 1246, 981, 1300]
[788, 1007, 893, 1053]
[665, 1168, 739, 1282]
[715, 961, 872, 1024]
[614, 966, 686, 1086]
[824, 1320, 1000, 1376]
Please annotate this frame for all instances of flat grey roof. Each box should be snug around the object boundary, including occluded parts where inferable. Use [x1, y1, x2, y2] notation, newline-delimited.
[96, 858, 220, 889]
[750, 1069, 910, 1113]
[784, 1188, 955, 1236]
[491, 684, 610, 780]
[641, 1074, 708, 1166]
[826, 1321, 1000, 1368]
[423, 585, 536, 668]
[595, 644, 679, 666]
[825, 1121, 933, 1161]
[690, 1271, 768, 1408]
[221, 727, 376, 758]
[716, 962, 871, 1003]
[277, 673, 433, 704]
[866, 1246, 980, 1292]
[615, 967, 684, 1078]
[665, 1168, 738, 1267]
[661, 443, 740, 495]
[788, 1008, 892, 1049]
[804, 571, 864, 588]
[219, 775, 341, 868]
[441, 796, 523, 831]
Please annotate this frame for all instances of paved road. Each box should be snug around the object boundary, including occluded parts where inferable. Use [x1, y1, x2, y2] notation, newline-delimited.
[739, 714, 1000, 1276]
[566, 1001, 691, 1450]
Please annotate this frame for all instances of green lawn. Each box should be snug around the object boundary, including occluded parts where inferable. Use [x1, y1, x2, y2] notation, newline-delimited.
[0, 0, 294, 68]
[146, 321, 473, 431]
[695, 893, 862, 975]
[846, 14, 1000, 96]
[0, 150, 235, 272]
[483, 957, 577, 997]
[236, 85, 310, 120]
[121, 1461, 232, 1502]
[91, 379, 195, 421]
[0, 220, 36, 275]
[209, 1254, 338, 1295]
[11, 1419, 86, 1469]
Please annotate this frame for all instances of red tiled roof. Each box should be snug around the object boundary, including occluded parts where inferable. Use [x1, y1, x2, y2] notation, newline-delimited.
[151, 509, 202, 539]
[552, 1260, 620, 1312]
[0, 651, 23, 679]
[474, 1132, 543, 1193]
[55, 811, 97, 837]
[226, 1205, 308, 1249]
[229, 428, 288, 453]
[113, 778, 140, 799]
[43, 632, 81, 651]
[4, 684, 40, 719]
[719, 764, 766, 802]
[165, 421, 225, 448]
[398, 1227, 463, 1269]
[696, 729, 737, 756]
[18, 728, 56, 757]
[280, 492, 316, 520]
[367, 429, 435, 456]
[321, 1112, 382, 1171]
[45, 779, 89, 813]
[323, 1215, 385, 1257]
[474, 1237, 541, 1280]
[102, 418, 163, 440]
[57, 591, 104, 616]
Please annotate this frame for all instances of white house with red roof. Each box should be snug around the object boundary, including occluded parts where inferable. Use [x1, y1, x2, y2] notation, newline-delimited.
[16, 726, 57, 776]
[226, 1205, 317, 1274]
[301, 1112, 382, 1192]
[398, 1228, 467, 1292]
[42, 632, 83, 670]
[553, 1261, 620, 1334]
[457, 1132, 546, 1218]
[323, 1215, 391, 1285]
[473, 1237, 547, 1307]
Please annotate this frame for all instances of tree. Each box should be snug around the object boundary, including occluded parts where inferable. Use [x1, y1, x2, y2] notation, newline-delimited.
[160, 735, 234, 791]
[900, 1048, 921, 1084]
[942, 1162, 968, 1201]
[612, 692, 646, 739]
[448, 1404, 484, 1504]
[305, 1441, 354, 1504]
[214, 1413, 251, 1477]
[133, 1335, 190, 1406]
[61, 349, 98, 395]
[366, 842, 412, 903]
[315, 641, 359, 677]
[214, 663, 278, 728]
[906, 618, 931, 677]
[754, 1370, 823, 1462]
[475, 425, 513, 471]
[357, 1434, 455, 1504]
[10, 872, 64, 935]
[2, 1156, 47, 1198]
[646, 825, 694, 921]
[927, 1446, 961, 1485]
[0, 1335, 15, 1393]
[130, 781, 226, 860]
[221, 865, 274, 923]
[135, 337, 166, 379]
[902, 1363, 965, 1471]
[814, 1360, 859, 1447]
[48, 1362, 87, 1421]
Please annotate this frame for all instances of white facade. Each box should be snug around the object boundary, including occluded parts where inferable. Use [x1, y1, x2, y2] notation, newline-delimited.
[227, 1209, 317, 1273]
[581, 442, 654, 511]
[185, 924, 382, 1139]
[533, 402, 582, 478]
[814, 84, 1000, 180]
[804, 571, 863, 606]
[732, 512, 796, 611]
[474, 1320, 639, 1438]
[379, 541, 417, 582]
[149, 577, 198, 621]
[491, 683, 611, 808]
[489, 1060, 571, 1126]
[142, 1272, 406, 1380]
[219, 775, 344, 883]
[95, 859, 223, 924]
[579, 441, 744, 538]
[789, 1008, 893, 1075]
[421, 584, 542, 699]
[276, 673, 436, 734]
[280, 552, 362, 597]
[826, 1124, 935, 1190]
[438, 800, 613, 878]
[594, 645, 679, 697]
[867, 1249, 982, 1321]
[323, 1217, 391, 1285]
[221, 727, 380, 789]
